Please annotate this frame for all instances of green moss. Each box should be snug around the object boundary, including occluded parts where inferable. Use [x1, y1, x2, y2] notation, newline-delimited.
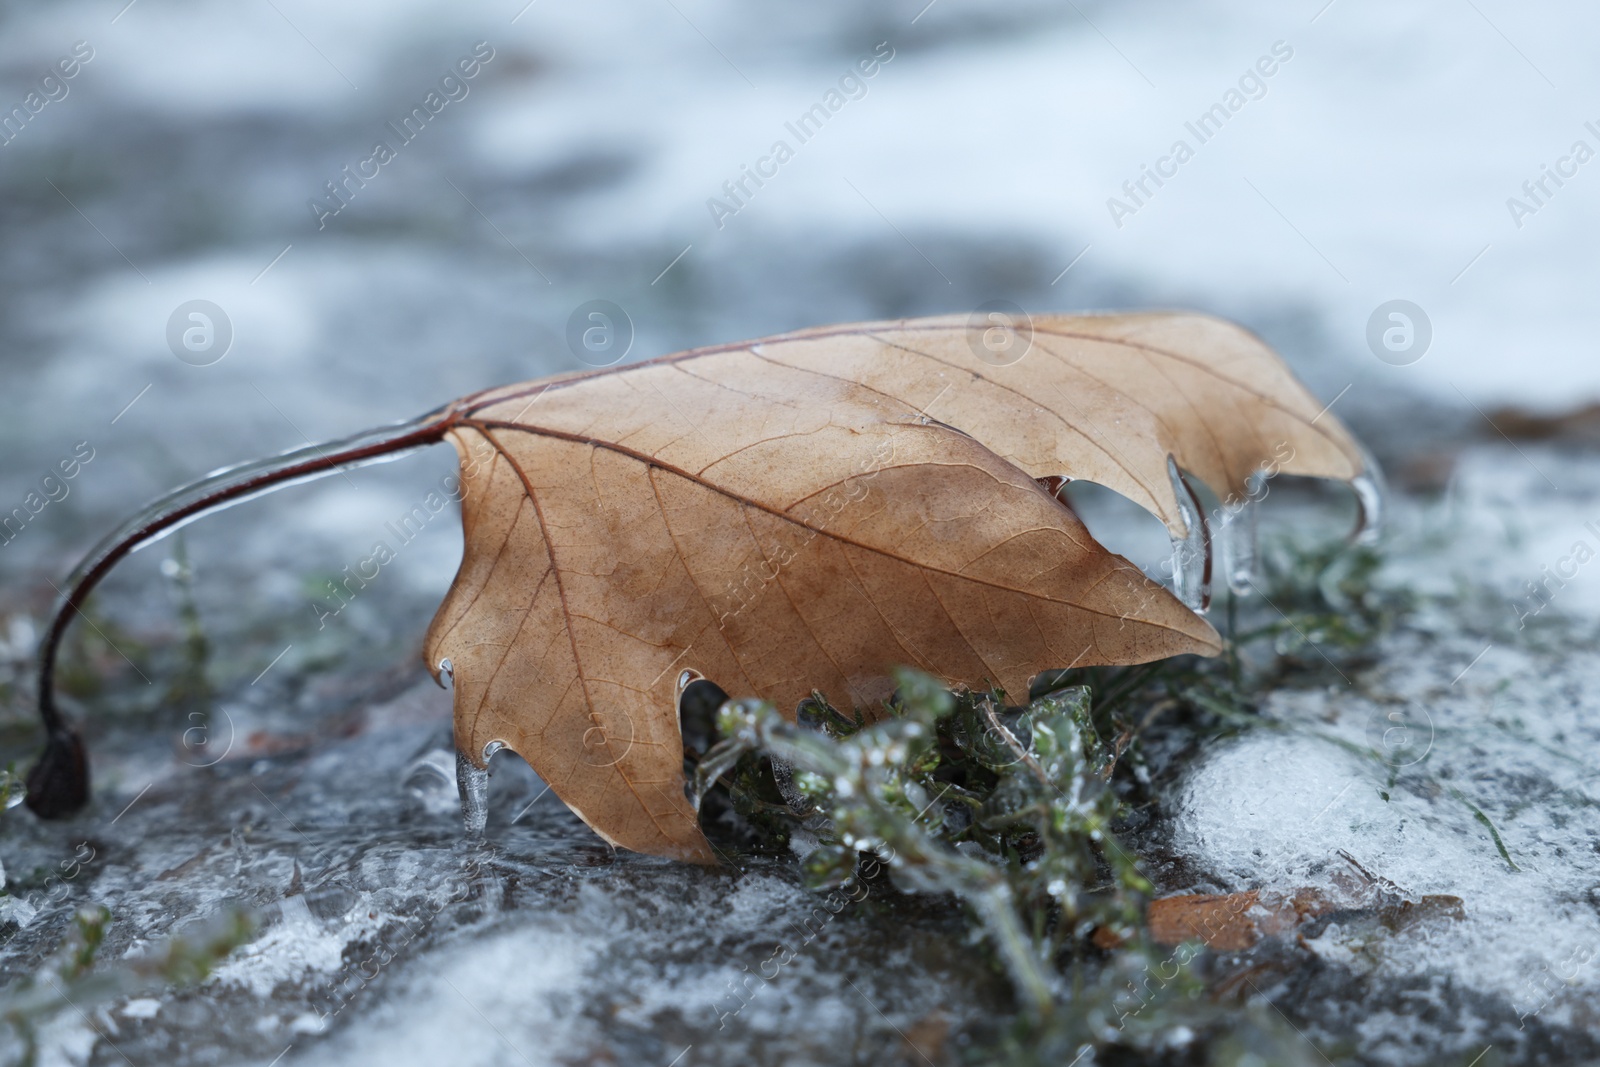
[692, 534, 1396, 1063]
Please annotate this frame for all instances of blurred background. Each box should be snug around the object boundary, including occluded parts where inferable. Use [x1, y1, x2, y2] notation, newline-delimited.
[2, 0, 1594, 616]
[1, 1, 1598, 1064]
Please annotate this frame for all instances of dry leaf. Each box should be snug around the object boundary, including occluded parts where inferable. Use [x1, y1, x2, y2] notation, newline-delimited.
[1146, 889, 1335, 951]
[1146, 854, 1466, 950]
[1146, 888, 1467, 950]
[421, 313, 1369, 861]
[26, 312, 1373, 865]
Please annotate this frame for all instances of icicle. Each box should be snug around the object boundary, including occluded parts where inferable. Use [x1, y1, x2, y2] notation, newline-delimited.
[1350, 447, 1388, 546]
[457, 745, 495, 837]
[1218, 472, 1264, 595]
[1166, 456, 1211, 612]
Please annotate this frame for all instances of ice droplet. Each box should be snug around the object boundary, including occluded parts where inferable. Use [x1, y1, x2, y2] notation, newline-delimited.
[436, 658, 454, 690]
[1167, 457, 1211, 612]
[457, 751, 489, 837]
[1218, 473, 1263, 595]
[1350, 448, 1387, 546]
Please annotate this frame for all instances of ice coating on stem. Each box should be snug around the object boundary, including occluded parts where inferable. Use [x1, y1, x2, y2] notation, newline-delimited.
[1166, 456, 1211, 613]
[26, 402, 458, 820]
[56, 408, 452, 598]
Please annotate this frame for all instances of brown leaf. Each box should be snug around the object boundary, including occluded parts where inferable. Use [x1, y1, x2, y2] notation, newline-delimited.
[420, 313, 1368, 862]
[1147, 888, 1342, 951]
[1148, 891, 1272, 951]
[1147, 868, 1466, 950]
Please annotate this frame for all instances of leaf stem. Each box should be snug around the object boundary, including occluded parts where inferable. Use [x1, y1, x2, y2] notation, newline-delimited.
[26, 403, 462, 819]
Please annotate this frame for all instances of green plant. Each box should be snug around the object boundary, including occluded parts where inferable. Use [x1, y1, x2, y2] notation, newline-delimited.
[692, 534, 1400, 1063]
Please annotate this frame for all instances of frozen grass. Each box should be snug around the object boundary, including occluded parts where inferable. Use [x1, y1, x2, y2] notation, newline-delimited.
[679, 522, 1412, 1064]
[682, 456, 1600, 1065]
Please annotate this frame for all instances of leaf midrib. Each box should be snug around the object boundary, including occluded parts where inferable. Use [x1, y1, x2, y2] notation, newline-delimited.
[461, 416, 1213, 638]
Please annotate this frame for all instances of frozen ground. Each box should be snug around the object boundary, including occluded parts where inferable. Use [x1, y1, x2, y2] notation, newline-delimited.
[1, 0, 1599, 1064]
[7, 439, 1600, 1067]
[1161, 448, 1600, 1065]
